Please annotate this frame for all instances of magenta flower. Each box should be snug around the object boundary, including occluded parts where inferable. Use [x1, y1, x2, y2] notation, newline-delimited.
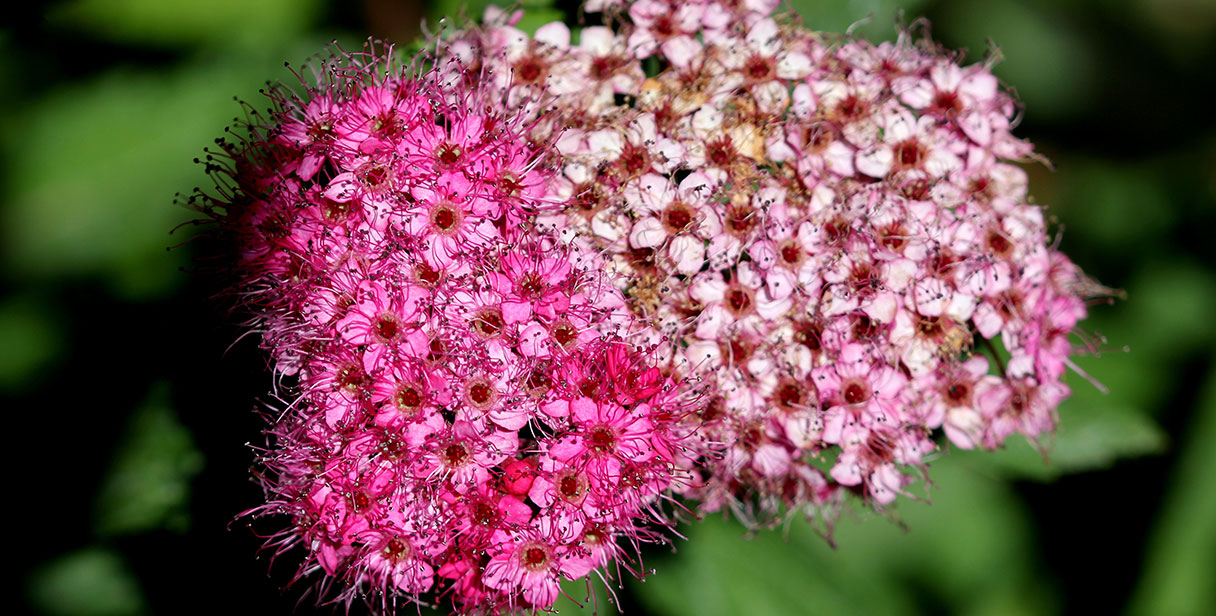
[204, 41, 710, 613]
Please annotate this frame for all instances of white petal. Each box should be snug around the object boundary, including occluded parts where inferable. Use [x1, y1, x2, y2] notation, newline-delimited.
[776, 52, 813, 80]
[534, 22, 570, 48]
[855, 146, 893, 178]
[628, 216, 667, 249]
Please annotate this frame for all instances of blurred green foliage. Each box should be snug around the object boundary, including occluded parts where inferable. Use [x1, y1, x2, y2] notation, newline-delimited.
[27, 548, 146, 616]
[5, 0, 1213, 614]
[1128, 363, 1216, 615]
[635, 457, 1046, 616]
[49, 0, 324, 47]
[0, 293, 64, 393]
[94, 381, 203, 537]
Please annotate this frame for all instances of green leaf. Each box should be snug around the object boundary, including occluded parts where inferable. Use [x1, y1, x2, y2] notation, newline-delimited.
[554, 574, 619, 615]
[429, 0, 560, 32]
[0, 45, 327, 299]
[934, 0, 1097, 118]
[1122, 259, 1216, 358]
[633, 457, 1049, 615]
[0, 294, 63, 394]
[788, 0, 930, 42]
[1053, 161, 1175, 250]
[517, 9, 568, 36]
[93, 381, 204, 536]
[27, 547, 147, 616]
[1127, 364, 1216, 616]
[48, 0, 322, 48]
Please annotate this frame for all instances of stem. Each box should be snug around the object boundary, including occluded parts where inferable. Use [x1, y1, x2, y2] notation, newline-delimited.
[981, 335, 1007, 375]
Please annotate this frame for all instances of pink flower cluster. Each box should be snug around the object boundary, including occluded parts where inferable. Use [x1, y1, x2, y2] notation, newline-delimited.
[199, 1, 1107, 612]
[205, 48, 705, 612]
[439, 1, 1096, 520]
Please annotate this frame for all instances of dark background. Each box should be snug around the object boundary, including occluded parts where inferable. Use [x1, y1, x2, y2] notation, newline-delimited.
[3, 0, 1213, 614]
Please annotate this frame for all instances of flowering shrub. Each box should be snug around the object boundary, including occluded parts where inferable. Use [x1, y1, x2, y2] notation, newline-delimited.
[196, 0, 1104, 613]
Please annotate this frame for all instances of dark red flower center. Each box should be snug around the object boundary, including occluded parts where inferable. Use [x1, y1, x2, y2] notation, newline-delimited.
[499, 171, 524, 196]
[895, 139, 925, 168]
[744, 54, 774, 81]
[465, 379, 495, 409]
[361, 164, 390, 189]
[558, 472, 586, 501]
[725, 284, 754, 316]
[854, 314, 878, 340]
[880, 224, 907, 251]
[918, 315, 943, 338]
[351, 490, 371, 512]
[515, 56, 545, 84]
[986, 229, 1013, 257]
[472, 308, 504, 338]
[384, 537, 411, 561]
[431, 202, 461, 233]
[793, 320, 823, 351]
[933, 91, 963, 115]
[946, 381, 971, 405]
[416, 262, 441, 285]
[472, 501, 498, 526]
[518, 271, 546, 298]
[775, 381, 806, 409]
[443, 443, 471, 467]
[843, 381, 869, 405]
[337, 363, 370, 393]
[436, 142, 461, 166]
[779, 240, 803, 266]
[373, 312, 403, 343]
[395, 383, 423, 413]
[836, 95, 867, 122]
[521, 545, 550, 571]
[663, 202, 695, 233]
[707, 138, 735, 168]
[551, 321, 578, 348]
[619, 144, 650, 176]
[653, 14, 676, 37]
[587, 425, 616, 452]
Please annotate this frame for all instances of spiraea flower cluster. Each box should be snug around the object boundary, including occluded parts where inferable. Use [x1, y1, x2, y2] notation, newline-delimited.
[197, 0, 1108, 613]
[439, 0, 1098, 522]
[201, 46, 706, 612]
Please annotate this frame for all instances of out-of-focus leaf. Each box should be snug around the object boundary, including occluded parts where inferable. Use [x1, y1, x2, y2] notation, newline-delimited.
[632, 513, 914, 616]
[0, 294, 63, 394]
[1122, 259, 1216, 358]
[516, 9, 567, 35]
[554, 574, 619, 615]
[27, 547, 146, 616]
[1128, 364, 1216, 616]
[634, 456, 1048, 615]
[1129, 0, 1216, 58]
[829, 457, 1049, 615]
[430, 0, 560, 33]
[789, 0, 929, 41]
[1054, 161, 1175, 249]
[48, 0, 322, 48]
[0, 46, 322, 299]
[94, 381, 203, 536]
[936, 0, 1096, 118]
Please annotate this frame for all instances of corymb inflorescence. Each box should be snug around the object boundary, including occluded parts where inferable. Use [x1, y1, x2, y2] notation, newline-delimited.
[193, 1, 1109, 613]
